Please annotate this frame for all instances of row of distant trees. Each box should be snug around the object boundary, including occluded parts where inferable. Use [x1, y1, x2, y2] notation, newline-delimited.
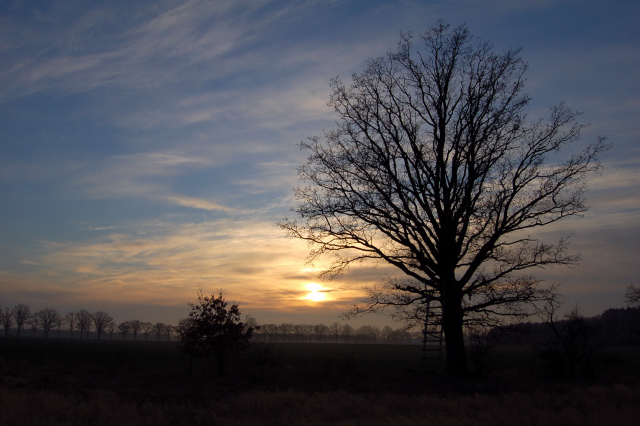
[0, 303, 416, 344]
[254, 323, 417, 344]
[0, 305, 176, 341]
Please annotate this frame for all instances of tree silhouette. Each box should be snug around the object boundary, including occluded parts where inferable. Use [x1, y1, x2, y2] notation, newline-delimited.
[118, 321, 132, 340]
[153, 322, 166, 341]
[280, 21, 608, 375]
[77, 310, 93, 339]
[92, 311, 114, 340]
[37, 308, 60, 338]
[65, 312, 77, 338]
[130, 319, 143, 340]
[178, 290, 254, 376]
[1, 307, 13, 336]
[625, 284, 640, 307]
[27, 313, 39, 337]
[12, 305, 30, 337]
[142, 322, 153, 340]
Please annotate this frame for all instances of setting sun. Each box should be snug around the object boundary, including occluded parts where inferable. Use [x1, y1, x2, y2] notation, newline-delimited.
[303, 283, 328, 302]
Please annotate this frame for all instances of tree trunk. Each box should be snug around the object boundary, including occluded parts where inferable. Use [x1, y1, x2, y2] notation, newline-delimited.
[217, 356, 226, 377]
[442, 285, 469, 376]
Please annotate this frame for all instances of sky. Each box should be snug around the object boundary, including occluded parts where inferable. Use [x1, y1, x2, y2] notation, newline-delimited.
[0, 0, 638, 327]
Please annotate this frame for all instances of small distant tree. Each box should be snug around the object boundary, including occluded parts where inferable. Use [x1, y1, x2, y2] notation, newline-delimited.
[77, 310, 93, 339]
[27, 314, 39, 337]
[314, 323, 329, 343]
[536, 297, 598, 378]
[142, 322, 153, 340]
[244, 315, 259, 339]
[381, 326, 394, 343]
[65, 312, 77, 338]
[129, 320, 143, 341]
[92, 311, 114, 340]
[178, 290, 254, 376]
[55, 315, 64, 338]
[164, 324, 175, 341]
[465, 321, 502, 376]
[13, 305, 31, 337]
[2, 307, 13, 336]
[118, 321, 132, 340]
[152, 322, 165, 341]
[625, 284, 640, 307]
[329, 322, 343, 343]
[278, 323, 293, 342]
[341, 324, 354, 343]
[107, 321, 117, 339]
[37, 308, 60, 338]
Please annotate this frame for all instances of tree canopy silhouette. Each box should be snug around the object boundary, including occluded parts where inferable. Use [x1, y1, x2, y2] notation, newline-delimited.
[178, 290, 253, 376]
[279, 21, 608, 375]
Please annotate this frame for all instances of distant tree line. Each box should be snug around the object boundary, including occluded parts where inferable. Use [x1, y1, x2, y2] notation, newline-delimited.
[254, 322, 417, 344]
[3, 300, 638, 351]
[498, 306, 640, 347]
[0, 303, 418, 344]
[0, 304, 178, 341]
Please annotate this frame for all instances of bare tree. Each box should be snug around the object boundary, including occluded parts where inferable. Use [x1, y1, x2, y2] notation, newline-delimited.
[625, 284, 640, 307]
[12, 305, 30, 337]
[129, 319, 143, 340]
[27, 313, 39, 337]
[279, 21, 608, 375]
[153, 322, 165, 341]
[37, 308, 60, 338]
[382, 326, 394, 343]
[65, 312, 77, 338]
[92, 311, 114, 340]
[77, 310, 93, 339]
[55, 315, 64, 338]
[164, 324, 175, 341]
[341, 324, 354, 343]
[329, 322, 343, 343]
[244, 315, 259, 338]
[142, 322, 153, 340]
[314, 323, 329, 343]
[535, 296, 598, 378]
[118, 321, 131, 340]
[107, 321, 117, 339]
[292, 324, 306, 343]
[1, 307, 13, 336]
[280, 323, 294, 342]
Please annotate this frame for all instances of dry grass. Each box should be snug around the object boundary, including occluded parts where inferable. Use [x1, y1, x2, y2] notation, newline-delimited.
[1, 339, 639, 425]
[1, 384, 639, 425]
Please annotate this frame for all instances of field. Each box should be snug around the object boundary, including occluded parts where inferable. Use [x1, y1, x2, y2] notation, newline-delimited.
[1, 338, 639, 425]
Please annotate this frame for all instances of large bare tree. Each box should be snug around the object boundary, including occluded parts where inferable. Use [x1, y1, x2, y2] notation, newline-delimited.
[279, 21, 607, 375]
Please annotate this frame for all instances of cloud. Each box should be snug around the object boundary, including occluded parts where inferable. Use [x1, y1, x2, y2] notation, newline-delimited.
[69, 151, 213, 199]
[162, 195, 239, 212]
[24, 217, 369, 312]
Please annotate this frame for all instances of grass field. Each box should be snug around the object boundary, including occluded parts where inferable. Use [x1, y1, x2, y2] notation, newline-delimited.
[1, 338, 639, 425]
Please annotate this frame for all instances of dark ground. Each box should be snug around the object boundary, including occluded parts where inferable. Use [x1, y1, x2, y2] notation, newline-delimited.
[1, 338, 639, 425]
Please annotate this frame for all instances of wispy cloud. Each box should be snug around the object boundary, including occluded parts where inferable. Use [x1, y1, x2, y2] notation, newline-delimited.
[26, 218, 368, 314]
[70, 152, 212, 199]
[163, 195, 239, 212]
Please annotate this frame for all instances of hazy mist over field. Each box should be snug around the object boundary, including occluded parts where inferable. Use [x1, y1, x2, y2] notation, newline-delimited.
[0, 0, 638, 326]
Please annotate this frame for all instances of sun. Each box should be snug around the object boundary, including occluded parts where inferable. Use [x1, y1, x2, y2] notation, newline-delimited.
[303, 283, 328, 302]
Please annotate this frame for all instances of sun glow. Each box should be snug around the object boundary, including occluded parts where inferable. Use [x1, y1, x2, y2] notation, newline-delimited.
[303, 283, 328, 302]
